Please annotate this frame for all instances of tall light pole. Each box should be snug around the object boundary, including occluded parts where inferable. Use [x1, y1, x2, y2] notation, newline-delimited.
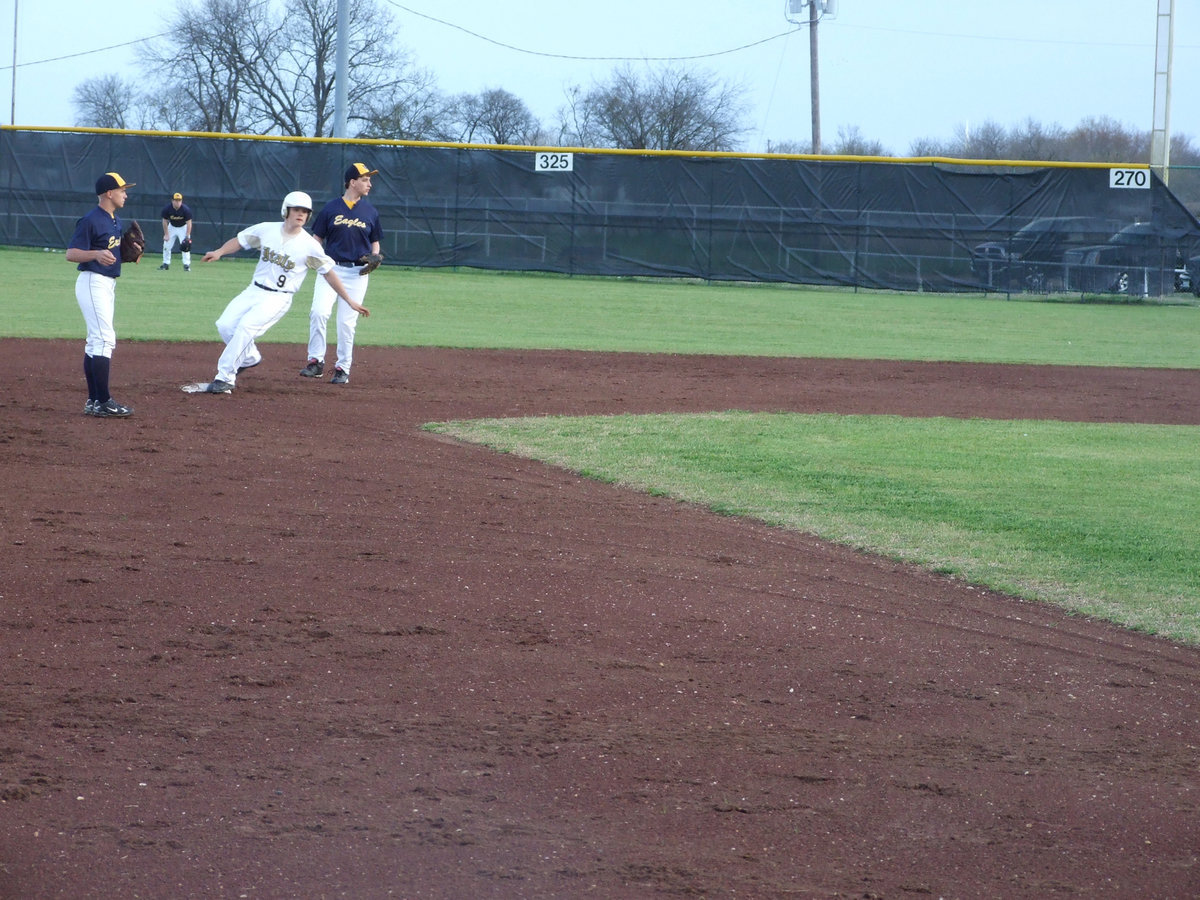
[10, 0, 17, 125]
[333, 0, 349, 137]
[808, 0, 820, 153]
[1150, 0, 1175, 184]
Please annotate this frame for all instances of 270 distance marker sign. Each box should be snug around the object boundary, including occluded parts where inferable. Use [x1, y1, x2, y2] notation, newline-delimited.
[1109, 167, 1150, 189]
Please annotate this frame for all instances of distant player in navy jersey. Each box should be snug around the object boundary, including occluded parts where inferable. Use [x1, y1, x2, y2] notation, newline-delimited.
[299, 162, 383, 385]
[66, 172, 136, 418]
[159, 191, 193, 270]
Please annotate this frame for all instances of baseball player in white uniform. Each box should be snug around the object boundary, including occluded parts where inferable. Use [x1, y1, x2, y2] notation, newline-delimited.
[185, 191, 370, 394]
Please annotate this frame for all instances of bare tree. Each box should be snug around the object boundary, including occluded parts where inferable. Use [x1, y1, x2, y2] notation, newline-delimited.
[72, 75, 140, 129]
[1006, 118, 1068, 161]
[950, 119, 1009, 160]
[1171, 133, 1200, 165]
[137, 0, 427, 137]
[138, 0, 255, 132]
[829, 125, 891, 157]
[906, 121, 1010, 160]
[357, 67, 454, 141]
[906, 136, 946, 157]
[764, 139, 809, 154]
[1065, 115, 1144, 163]
[763, 132, 892, 156]
[138, 84, 207, 132]
[558, 64, 748, 151]
[556, 85, 595, 148]
[267, 0, 416, 136]
[449, 89, 543, 146]
[903, 116, 1198, 166]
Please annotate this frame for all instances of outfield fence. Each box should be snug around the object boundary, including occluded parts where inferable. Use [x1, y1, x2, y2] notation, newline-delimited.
[3, 126, 1199, 296]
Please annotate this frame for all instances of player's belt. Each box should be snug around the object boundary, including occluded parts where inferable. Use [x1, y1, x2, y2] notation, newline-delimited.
[254, 282, 295, 294]
[333, 260, 358, 266]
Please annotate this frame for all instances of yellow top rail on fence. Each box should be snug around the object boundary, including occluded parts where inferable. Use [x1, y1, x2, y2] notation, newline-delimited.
[0, 124, 1148, 170]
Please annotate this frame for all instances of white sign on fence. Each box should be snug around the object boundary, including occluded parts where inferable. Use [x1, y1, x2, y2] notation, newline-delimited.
[1109, 168, 1150, 189]
[534, 152, 574, 173]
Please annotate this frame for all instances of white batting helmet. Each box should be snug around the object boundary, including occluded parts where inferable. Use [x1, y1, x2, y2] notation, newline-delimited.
[281, 190, 313, 218]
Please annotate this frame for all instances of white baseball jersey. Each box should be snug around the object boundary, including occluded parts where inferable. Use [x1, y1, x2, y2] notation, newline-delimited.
[237, 222, 334, 293]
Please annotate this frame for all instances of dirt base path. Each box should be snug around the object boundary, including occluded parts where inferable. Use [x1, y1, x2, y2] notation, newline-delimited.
[2, 340, 1199, 898]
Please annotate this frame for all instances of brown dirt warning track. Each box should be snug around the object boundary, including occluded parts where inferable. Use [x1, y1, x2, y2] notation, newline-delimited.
[2, 338, 1199, 898]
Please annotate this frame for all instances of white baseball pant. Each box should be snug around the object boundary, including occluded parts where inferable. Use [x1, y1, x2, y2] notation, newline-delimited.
[214, 284, 294, 384]
[75, 271, 116, 357]
[307, 263, 368, 373]
[163, 224, 191, 266]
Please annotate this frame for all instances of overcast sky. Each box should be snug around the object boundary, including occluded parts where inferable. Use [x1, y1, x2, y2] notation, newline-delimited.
[3, 0, 1196, 156]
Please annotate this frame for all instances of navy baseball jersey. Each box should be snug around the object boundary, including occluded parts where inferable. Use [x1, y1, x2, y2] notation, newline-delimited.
[312, 197, 382, 262]
[161, 203, 193, 228]
[69, 206, 124, 278]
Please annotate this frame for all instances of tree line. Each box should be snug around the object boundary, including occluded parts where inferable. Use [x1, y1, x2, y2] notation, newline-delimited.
[72, 0, 746, 150]
[72, 0, 1198, 168]
[788, 120, 1200, 168]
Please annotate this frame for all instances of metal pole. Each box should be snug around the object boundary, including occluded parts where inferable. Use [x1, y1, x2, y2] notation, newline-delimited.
[1150, 0, 1174, 183]
[809, 0, 820, 153]
[10, 0, 17, 125]
[333, 0, 349, 137]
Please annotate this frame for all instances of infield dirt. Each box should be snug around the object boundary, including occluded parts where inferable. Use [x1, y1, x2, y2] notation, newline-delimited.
[2, 339, 1199, 898]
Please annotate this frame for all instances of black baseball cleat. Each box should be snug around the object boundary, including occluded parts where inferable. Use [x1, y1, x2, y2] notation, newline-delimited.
[330, 368, 349, 384]
[205, 380, 234, 394]
[94, 398, 133, 417]
[158, 263, 169, 270]
[300, 360, 323, 377]
[184, 265, 190, 271]
[236, 360, 261, 375]
[84, 399, 97, 416]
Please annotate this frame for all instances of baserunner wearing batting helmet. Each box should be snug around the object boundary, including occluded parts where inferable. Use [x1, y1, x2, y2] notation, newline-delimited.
[183, 192, 369, 395]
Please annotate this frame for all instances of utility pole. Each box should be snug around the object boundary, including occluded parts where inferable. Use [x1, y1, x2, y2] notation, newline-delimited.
[785, 1, 837, 154]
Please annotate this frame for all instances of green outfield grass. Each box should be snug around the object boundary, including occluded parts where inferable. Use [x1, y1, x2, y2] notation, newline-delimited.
[11, 245, 1200, 366]
[11, 244, 1200, 643]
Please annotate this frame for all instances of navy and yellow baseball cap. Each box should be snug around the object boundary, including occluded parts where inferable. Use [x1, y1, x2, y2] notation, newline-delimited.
[344, 162, 378, 185]
[172, 192, 183, 200]
[96, 172, 134, 194]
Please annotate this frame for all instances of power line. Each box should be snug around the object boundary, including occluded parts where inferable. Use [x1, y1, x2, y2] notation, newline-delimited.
[849, 21, 1165, 50]
[383, 1, 801, 62]
[386, 2, 1193, 59]
[0, 33, 169, 73]
[7, 7, 1180, 77]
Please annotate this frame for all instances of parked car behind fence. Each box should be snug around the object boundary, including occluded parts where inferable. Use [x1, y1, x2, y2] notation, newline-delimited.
[971, 217, 1117, 293]
[1062, 222, 1197, 297]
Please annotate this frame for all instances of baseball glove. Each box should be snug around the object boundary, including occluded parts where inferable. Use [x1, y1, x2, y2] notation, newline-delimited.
[181, 238, 192, 252]
[120, 220, 145, 264]
[357, 252, 383, 275]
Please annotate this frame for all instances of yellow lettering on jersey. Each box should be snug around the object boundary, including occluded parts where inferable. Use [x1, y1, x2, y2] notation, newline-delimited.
[260, 247, 297, 271]
[332, 214, 369, 230]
